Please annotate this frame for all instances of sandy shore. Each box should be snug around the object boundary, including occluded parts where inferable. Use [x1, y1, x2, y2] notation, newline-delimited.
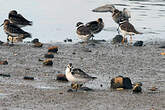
[0, 42, 165, 110]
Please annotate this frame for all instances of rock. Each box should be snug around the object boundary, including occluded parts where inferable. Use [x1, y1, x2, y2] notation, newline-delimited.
[56, 73, 68, 82]
[64, 38, 72, 42]
[112, 35, 127, 44]
[0, 60, 8, 65]
[48, 46, 58, 53]
[111, 76, 133, 89]
[0, 74, 11, 77]
[43, 59, 53, 66]
[34, 42, 43, 47]
[23, 76, 34, 80]
[133, 85, 142, 93]
[133, 41, 143, 46]
[44, 53, 54, 58]
[149, 86, 158, 91]
[0, 40, 4, 45]
[31, 38, 39, 43]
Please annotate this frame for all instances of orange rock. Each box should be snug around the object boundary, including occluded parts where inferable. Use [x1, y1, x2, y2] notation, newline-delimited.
[48, 46, 58, 53]
[160, 52, 165, 55]
[43, 59, 53, 66]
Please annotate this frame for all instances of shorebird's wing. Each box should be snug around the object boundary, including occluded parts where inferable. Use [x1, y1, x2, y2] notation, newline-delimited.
[120, 22, 137, 33]
[92, 4, 115, 13]
[9, 14, 32, 25]
[122, 8, 131, 19]
[85, 21, 100, 32]
[77, 26, 91, 36]
[72, 68, 92, 79]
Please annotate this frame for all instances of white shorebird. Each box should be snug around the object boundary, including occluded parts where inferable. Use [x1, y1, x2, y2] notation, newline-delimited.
[65, 63, 97, 91]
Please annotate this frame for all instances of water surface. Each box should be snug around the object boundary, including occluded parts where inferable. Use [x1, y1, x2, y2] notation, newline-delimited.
[0, 0, 165, 43]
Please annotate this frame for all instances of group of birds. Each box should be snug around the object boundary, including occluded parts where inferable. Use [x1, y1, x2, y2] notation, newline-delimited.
[76, 4, 143, 44]
[0, 10, 32, 44]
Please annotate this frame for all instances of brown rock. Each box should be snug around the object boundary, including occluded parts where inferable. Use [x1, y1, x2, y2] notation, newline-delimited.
[56, 73, 68, 82]
[44, 53, 54, 58]
[43, 59, 53, 66]
[111, 76, 132, 89]
[48, 46, 58, 53]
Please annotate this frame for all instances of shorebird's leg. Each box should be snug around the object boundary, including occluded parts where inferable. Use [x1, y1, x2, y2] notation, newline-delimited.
[117, 26, 120, 35]
[130, 35, 133, 44]
[7, 35, 9, 43]
[122, 35, 125, 44]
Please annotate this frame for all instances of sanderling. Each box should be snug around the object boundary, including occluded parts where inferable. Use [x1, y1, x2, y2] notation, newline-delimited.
[0, 19, 32, 44]
[65, 63, 96, 91]
[8, 10, 32, 28]
[85, 18, 104, 40]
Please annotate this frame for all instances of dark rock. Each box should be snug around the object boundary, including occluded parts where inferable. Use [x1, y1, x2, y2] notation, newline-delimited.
[0, 40, 4, 45]
[0, 60, 8, 65]
[111, 76, 133, 89]
[133, 85, 142, 93]
[48, 46, 58, 53]
[44, 53, 54, 58]
[31, 38, 39, 43]
[43, 59, 53, 66]
[0, 74, 11, 77]
[133, 41, 143, 46]
[56, 73, 68, 82]
[64, 38, 72, 43]
[112, 35, 127, 44]
[23, 76, 34, 80]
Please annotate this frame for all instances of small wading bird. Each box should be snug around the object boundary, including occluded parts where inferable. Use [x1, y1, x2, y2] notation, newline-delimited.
[119, 19, 142, 44]
[8, 10, 32, 28]
[76, 22, 94, 44]
[0, 19, 32, 44]
[65, 63, 97, 91]
[92, 4, 131, 34]
[85, 18, 104, 40]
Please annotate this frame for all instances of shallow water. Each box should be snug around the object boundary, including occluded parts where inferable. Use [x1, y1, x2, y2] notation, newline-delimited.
[0, 0, 165, 43]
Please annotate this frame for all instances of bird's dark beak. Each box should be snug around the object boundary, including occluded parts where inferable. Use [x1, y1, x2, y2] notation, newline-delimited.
[0, 23, 4, 27]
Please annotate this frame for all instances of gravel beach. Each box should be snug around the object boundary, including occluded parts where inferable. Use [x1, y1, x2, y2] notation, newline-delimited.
[0, 42, 165, 110]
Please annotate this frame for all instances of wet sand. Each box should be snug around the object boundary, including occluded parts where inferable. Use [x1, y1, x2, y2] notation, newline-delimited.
[0, 42, 165, 110]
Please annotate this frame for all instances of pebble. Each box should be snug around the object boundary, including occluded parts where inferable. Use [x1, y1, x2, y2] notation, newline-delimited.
[48, 46, 58, 53]
[43, 59, 53, 66]
[56, 73, 68, 82]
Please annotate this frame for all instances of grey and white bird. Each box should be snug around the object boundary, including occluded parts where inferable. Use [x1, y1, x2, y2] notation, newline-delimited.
[8, 10, 32, 28]
[85, 18, 104, 40]
[76, 22, 93, 43]
[119, 19, 142, 44]
[0, 19, 32, 44]
[65, 63, 97, 90]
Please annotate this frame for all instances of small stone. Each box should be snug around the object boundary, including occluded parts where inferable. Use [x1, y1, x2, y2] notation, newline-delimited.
[44, 53, 54, 58]
[133, 85, 142, 93]
[133, 41, 143, 46]
[149, 86, 158, 91]
[0, 60, 8, 65]
[64, 38, 72, 43]
[67, 89, 73, 92]
[23, 76, 34, 80]
[0, 40, 4, 45]
[48, 46, 58, 53]
[56, 73, 68, 82]
[112, 35, 127, 44]
[43, 59, 53, 66]
[34, 42, 43, 47]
